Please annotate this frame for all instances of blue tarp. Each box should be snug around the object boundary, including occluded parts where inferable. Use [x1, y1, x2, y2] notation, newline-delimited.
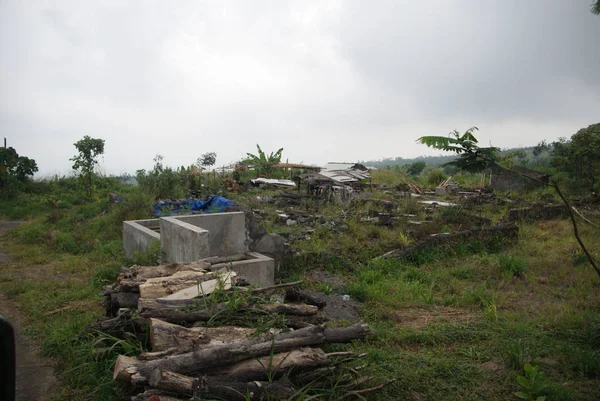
[153, 196, 235, 217]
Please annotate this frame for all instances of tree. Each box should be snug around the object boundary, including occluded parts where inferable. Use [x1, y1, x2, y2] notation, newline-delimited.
[546, 123, 600, 193]
[243, 145, 284, 178]
[197, 152, 217, 170]
[592, 1, 600, 15]
[416, 127, 500, 173]
[405, 160, 427, 176]
[0, 146, 38, 194]
[417, 127, 599, 278]
[70, 136, 105, 198]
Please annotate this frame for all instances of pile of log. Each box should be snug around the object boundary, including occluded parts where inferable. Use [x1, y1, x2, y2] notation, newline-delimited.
[89, 260, 390, 400]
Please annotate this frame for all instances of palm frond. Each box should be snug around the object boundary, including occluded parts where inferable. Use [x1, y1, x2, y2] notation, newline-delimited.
[416, 136, 465, 153]
[592, 1, 600, 15]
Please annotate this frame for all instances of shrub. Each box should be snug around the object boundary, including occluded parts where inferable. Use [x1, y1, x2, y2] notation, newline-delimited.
[499, 254, 528, 278]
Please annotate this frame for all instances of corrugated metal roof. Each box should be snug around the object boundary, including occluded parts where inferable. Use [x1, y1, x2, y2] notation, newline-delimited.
[251, 178, 297, 187]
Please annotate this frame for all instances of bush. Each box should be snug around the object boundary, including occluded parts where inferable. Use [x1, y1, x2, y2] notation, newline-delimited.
[499, 254, 528, 278]
[425, 168, 447, 187]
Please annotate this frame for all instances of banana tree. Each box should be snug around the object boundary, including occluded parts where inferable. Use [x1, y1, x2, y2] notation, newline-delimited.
[243, 145, 284, 178]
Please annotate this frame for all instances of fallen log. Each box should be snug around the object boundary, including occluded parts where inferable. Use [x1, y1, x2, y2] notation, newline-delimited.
[130, 261, 209, 280]
[140, 299, 318, 320]
[148, 368, 295, 400]
[252, 303, 318, 316]
[109, 292, 139, 314]
[381, 224, 519, 262]
[139, 271, 230, 299]
[156, 273, 235, 303]
[209, 347, 329, 382]
[127, 324, 371, 380]
[285, 289, 328, 309]
[149, 318, 256, 352]
[114, 355, 141, 382]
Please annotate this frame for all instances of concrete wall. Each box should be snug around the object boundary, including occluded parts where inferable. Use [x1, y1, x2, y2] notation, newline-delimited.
[172, 212, 247, 257]
[212, 252, 274, 287]
[159, 217, 210, 263]
[123, 212, 276, 286]
[123, 219, 161, 260]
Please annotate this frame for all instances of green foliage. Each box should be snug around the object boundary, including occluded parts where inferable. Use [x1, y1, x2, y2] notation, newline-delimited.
[546, 123, 600, 192]
[514, 364, 549, 401]
[243, 144, 284, 178]
[71, 136, 105, 198]
[499, 254, 529, 278]
[592, 1, 600, 15]
[136, 154, 186, 199]
[0, 146, 38, 196]
[197, 151, 217, 169]
[417, 127, 500, 173]
[406, 160, 427, 175]
[425, 168, 447, 186]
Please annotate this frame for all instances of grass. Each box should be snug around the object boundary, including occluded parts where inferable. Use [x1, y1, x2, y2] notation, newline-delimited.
[0, 173, 599, 400]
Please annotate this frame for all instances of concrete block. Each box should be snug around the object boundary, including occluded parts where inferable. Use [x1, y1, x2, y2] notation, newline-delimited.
[435, 187, 447, 196]
[123, 219, 160, 260]
[160, 217, 210, 263]
[172, 212, 247, 257]
[212, 252, 275, 287]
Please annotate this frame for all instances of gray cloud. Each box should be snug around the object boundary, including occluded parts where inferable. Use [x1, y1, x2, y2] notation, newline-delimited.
[0, 0, 598, 175]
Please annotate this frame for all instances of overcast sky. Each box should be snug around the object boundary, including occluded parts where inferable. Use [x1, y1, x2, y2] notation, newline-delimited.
[1, 1, 599, 176]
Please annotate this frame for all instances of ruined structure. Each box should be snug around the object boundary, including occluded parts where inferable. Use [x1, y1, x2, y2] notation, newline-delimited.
[123, 211, 282, 286]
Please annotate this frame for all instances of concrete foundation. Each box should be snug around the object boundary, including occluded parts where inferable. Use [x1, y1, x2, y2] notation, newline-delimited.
[123, 211, 274, 286]
[123, 219, 160, 260]
[212, 252, 274, 286]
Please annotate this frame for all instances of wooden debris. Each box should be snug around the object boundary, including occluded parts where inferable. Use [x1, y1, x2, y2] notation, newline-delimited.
[156, 273, 235, 303]
[149, 318, 256, 352]
[91, 263, 380, 400]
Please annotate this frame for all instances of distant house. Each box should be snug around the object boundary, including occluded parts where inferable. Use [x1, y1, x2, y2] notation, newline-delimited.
[490, 166, 549, 191]
[318, 163, 371, 184]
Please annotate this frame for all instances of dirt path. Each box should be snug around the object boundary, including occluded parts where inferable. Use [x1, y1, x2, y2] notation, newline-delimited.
[0, 221, 58, 401]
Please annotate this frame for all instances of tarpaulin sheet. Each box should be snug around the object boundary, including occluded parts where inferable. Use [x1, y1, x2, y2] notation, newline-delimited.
[153, 196, 234, 217]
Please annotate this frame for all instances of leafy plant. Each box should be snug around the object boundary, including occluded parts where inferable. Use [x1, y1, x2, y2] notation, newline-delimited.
[499, 254, 529, 278]
[514, 364, 548, 401]
[71, 136, 105, 198]
[243, 144, 284, 178]
[417, 127, 500, 173]
[0, 146, 38, 196]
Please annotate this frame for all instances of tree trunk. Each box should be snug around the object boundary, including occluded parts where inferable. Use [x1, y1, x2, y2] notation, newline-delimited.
[139, 271, 228, 299]
[130, 262, 209, 280]
[149, 318, 256, 352]
[139, 299, 321, 323]
[148, 368, 296, 400]
[209, 347, 329, 382]
[130, 324, 371, 380]
[156, 274, 235, 303]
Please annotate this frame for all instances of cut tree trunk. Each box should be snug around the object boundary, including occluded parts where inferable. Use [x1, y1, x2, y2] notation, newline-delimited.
[139, 299, 321, 323]
[149, 318, 256, 352]
[139, 271, 230, 299]
[128, 324, 371, 380]
[258, 303, 318, 316]
[285, 289, 328, 309]
[209, 347, 329, 382]
[148, 368, 295, 400]
[130, 261, 209, 280]
[156, 273, 235, 303]
[109, 292, 140, 312]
